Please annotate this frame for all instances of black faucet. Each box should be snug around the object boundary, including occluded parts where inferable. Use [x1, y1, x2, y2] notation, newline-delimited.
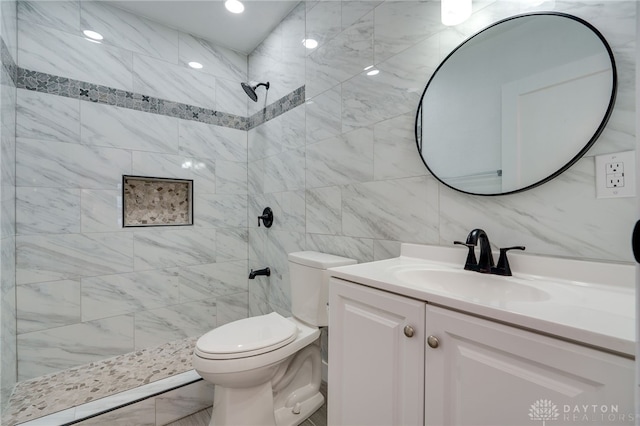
[455, 229, 526, 276]
[464, 228, 494, 273]
[249, 267, 271, 279]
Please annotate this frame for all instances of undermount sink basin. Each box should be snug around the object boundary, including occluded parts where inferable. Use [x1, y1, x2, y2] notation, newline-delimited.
[394, 268, 550, 302]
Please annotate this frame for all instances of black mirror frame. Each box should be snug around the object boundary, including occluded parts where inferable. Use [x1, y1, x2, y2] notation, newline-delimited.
[415, 12, 617, 196]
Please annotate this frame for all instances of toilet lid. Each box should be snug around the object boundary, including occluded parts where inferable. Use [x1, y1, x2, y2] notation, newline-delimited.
[195, 312, 298, 360]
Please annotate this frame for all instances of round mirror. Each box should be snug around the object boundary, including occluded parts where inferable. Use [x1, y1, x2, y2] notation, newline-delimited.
[415, 12, 616, 195]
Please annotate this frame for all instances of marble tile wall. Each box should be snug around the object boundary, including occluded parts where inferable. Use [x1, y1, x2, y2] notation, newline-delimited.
[0, 0, 17, 415]
[14, 0, 251, 380]
[247, 0, 637, 317]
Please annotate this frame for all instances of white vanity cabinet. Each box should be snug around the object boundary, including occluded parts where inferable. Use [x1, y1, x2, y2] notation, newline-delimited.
[328, 278, 425, 426]
[425, 305, 635, 426]
[328, 277, 635, 426]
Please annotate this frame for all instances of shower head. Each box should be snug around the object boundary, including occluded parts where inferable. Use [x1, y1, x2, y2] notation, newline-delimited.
[241, 81, 270, 102]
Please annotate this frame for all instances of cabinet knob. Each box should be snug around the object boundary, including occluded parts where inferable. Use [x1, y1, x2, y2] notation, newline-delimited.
[427, 335, 440, 348]
[403, 325, 415, 338]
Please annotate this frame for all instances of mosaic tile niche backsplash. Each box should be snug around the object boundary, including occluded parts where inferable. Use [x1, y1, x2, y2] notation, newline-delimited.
[123, 176, 193, 227]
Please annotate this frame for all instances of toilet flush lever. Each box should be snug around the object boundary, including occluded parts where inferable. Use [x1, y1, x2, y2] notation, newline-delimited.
[258, 207, 273, 228]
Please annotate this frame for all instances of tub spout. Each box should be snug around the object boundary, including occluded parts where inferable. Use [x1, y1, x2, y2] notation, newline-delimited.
[249, 267, 271, 279]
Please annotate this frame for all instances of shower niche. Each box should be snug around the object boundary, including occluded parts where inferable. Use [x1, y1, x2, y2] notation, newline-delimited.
[122, 175, 193, 227]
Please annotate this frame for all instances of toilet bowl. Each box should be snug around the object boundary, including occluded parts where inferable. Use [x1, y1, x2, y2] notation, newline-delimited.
[193, 251, 356, 426]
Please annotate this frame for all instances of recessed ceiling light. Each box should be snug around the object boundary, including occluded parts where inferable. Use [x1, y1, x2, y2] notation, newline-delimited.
[364, 65, 374, 71]
[82, 30, 103, 41]
[188, 61, 203, 69]
[225, 0, 244, 14]
[302, 38, 318, 49]
[367, 69, 379, 76]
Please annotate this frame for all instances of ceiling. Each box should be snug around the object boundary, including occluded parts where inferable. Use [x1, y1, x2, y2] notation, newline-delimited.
[106, 0, 300, 54]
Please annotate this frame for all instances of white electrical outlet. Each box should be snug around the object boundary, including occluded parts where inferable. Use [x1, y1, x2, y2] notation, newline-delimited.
[595, 151, 636, 198]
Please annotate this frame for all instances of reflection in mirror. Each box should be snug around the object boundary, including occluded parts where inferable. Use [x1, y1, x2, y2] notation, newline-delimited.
[416, 13, 616, 195]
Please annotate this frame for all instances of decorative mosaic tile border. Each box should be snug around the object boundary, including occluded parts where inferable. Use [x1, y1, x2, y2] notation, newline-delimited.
[13, 63, 304, 131]
[247, 85, 306, 130]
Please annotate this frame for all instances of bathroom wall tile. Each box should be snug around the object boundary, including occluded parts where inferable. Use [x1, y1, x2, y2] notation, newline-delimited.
[133, 53, 215, 110]
[81, 189, 122, 233]
[373, 240, 402, 261]
[18, 1, 80, 35]
[178, 120, 246, 162]
[272, 3, 306, 103]
[216, 77, 248, 118]
[155, 381, 214, 426]
[178, 33, 247, 82]
[278, 190, 306, 234]
[264, 147, 305, 193]
[16, 232, 134, 284]
[16, 279, 81, 334]
[264, 230, 305, 309]
[373, 112, 428, 180]
[1, 184, 15, 240]
[216, 160, 247, 194]
[305, 86, 341, 144]
[305, 1, 342, 50]
[279, 105, 306, 151]
[342, 176, 439, 243]
[134, 299, 216, 349]
[216, 292, 249, 327]
[306, 127, 373, 188]
[81, 1, 179, 63]
[305, 233, 374, 264]
[17, 89, 80, 143]
[439, 158, 636, 262]
[16, 138, 131, 189]
[179, 260, 248, 303]
[306, 186, 341, 235]
[248, 226, 267, 266]
[194, 193, 247, 228]
[17, 314, 134, 380]
[305, 11, 373, 98]
[133, 228, 216, 271]
[19, 22, 133, 90]
[248, 118, 282, 162]
[80, 102, 179, 153]
[216, 228, 248, 262]
[81, 269, 180, 322]
[373, 1, 443, 63]
[249, 280, 270, 317]
[342, 1, 383, 30]
[342, 30, 436, 133]
[16, 187, 81, 235]
[248, 159, 265, 195]
[75, 397, 155, 426]
[1, 0, 18, 61]
[132, 152, 216, 195]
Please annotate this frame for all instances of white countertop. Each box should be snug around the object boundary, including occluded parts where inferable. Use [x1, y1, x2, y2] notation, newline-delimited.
[328, 244, 635, 357]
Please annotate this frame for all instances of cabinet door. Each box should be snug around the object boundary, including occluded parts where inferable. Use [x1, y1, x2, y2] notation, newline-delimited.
[425, 305, 635, 426]
[328, 278, 425, 426]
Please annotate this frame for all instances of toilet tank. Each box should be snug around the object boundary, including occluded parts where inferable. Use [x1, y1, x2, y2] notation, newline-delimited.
[288, 251, 357, 326]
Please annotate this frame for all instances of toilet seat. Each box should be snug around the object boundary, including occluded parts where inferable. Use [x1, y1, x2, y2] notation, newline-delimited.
[195, 312, 298, 360]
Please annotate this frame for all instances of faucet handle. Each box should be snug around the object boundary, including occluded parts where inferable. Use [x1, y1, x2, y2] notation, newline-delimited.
[454, 241, 478, 271]
[491, 246, 525, 276]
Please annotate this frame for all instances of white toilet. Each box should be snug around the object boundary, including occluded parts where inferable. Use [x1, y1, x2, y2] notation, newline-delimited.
[193, 251, 356, 426]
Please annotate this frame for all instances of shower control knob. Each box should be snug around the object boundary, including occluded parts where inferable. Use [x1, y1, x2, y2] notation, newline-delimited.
[403, 325, 415, 338]
[427, 335, 440, 348]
